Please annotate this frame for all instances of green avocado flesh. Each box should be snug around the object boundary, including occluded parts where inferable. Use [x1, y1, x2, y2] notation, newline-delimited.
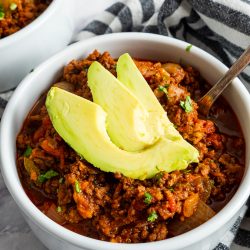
[117, 53, 180, 140]
[87, 61, 164, 152]
[46, 87, 199, 179]
[116, 53, 198, 153]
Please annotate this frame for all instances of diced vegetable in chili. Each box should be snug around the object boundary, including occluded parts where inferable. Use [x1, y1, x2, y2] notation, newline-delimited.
[147, 211, 158, 222]
[38, 170, 59, 183]
[180, 96, 193, 113]
[144, 192, 152, 204]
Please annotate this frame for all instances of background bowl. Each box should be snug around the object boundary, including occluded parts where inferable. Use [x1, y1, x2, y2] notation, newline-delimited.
[0, 0, 73, 92]
[0, 0, 118, 92]
[1, 33, 250, 250]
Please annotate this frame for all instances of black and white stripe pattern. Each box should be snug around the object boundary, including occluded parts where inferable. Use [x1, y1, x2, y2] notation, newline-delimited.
[0, 0, 249, 249]
[75, 0, 250, 87]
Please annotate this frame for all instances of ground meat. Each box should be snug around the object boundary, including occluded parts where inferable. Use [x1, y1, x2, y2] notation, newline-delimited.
[0, 0, 51, 38]
[16, 50, 245, 243]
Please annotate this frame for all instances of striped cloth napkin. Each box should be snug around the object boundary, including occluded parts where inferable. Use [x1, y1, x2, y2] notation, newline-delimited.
[75, 0, 250, 90]
[0, 0, 249, 250]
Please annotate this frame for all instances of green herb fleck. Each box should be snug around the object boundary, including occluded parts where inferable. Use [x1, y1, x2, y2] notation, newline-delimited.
[23, 145, 32, 157]
[38, 170, 59, 183]
[158, 85, 168, 95]
[180, 96, 193, 113]
[57, 206, 62, 213]
[59, 177, 64, 184]
[185, 44, 192, 52]
[144, 192, 152, 204]
[147, 211, 158, 222]
[168, 187, 174, 192]
[0, 11, 5, 20]
[10, 3, 17, 11]
[75, 180, 81, 193]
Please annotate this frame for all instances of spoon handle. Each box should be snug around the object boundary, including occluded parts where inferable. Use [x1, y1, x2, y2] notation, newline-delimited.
[198, 45, 250, 116]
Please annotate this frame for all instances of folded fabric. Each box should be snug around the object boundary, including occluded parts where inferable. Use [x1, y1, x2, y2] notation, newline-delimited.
[75, 0, 250, 93]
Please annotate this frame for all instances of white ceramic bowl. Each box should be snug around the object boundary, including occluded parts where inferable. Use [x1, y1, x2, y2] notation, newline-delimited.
[0, 0, 117, 92]
[1, 33, 250, 250]
[0, 0, 73, 92]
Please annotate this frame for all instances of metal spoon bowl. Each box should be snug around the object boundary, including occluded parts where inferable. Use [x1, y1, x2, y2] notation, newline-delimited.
[198, 46, 250, 116]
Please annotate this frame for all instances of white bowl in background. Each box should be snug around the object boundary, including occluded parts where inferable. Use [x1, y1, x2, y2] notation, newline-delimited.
[0, 0, 73, 92]
[1, 33, 250, 250]
[0, 0, 118, 92]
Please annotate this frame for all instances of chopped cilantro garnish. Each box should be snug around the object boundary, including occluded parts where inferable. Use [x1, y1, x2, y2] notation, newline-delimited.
[23, 145, 32, 157]
[57, 206, 62, 212]
[0, 11, 5, 20]
[38, 170, 59, 183]
[10, 3, 17, 11]
[59, 177, 64, 184]
[185, 44, 192, 52]
[144, 192, 152, 204]
[158, 85, 168, 95]
[147, 211, 158, 222]
[0, 5, 4, 12]
[75, 180, 81, 193]
[168, 187, 174, 192]
[180, 96, 193, 113]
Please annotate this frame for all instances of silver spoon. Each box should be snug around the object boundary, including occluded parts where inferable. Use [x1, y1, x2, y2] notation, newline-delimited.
[198, 45, 250, 116]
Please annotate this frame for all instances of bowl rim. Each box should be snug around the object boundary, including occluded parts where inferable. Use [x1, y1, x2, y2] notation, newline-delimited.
[1, 32, 250, 250]
[0, 0, 61, 48]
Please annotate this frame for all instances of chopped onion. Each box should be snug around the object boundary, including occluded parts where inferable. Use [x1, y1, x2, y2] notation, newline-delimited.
[168, 200, 215, 236]
[53, 82, 74, 92]
[45, 203, 66, 225]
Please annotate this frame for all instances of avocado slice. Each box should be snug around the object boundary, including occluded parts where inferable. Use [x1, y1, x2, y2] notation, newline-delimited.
[117, 53, 181, 139]
[88, 61, 164, 152]
[116, 53, 198, 152]
[46, 87, 199, 180]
